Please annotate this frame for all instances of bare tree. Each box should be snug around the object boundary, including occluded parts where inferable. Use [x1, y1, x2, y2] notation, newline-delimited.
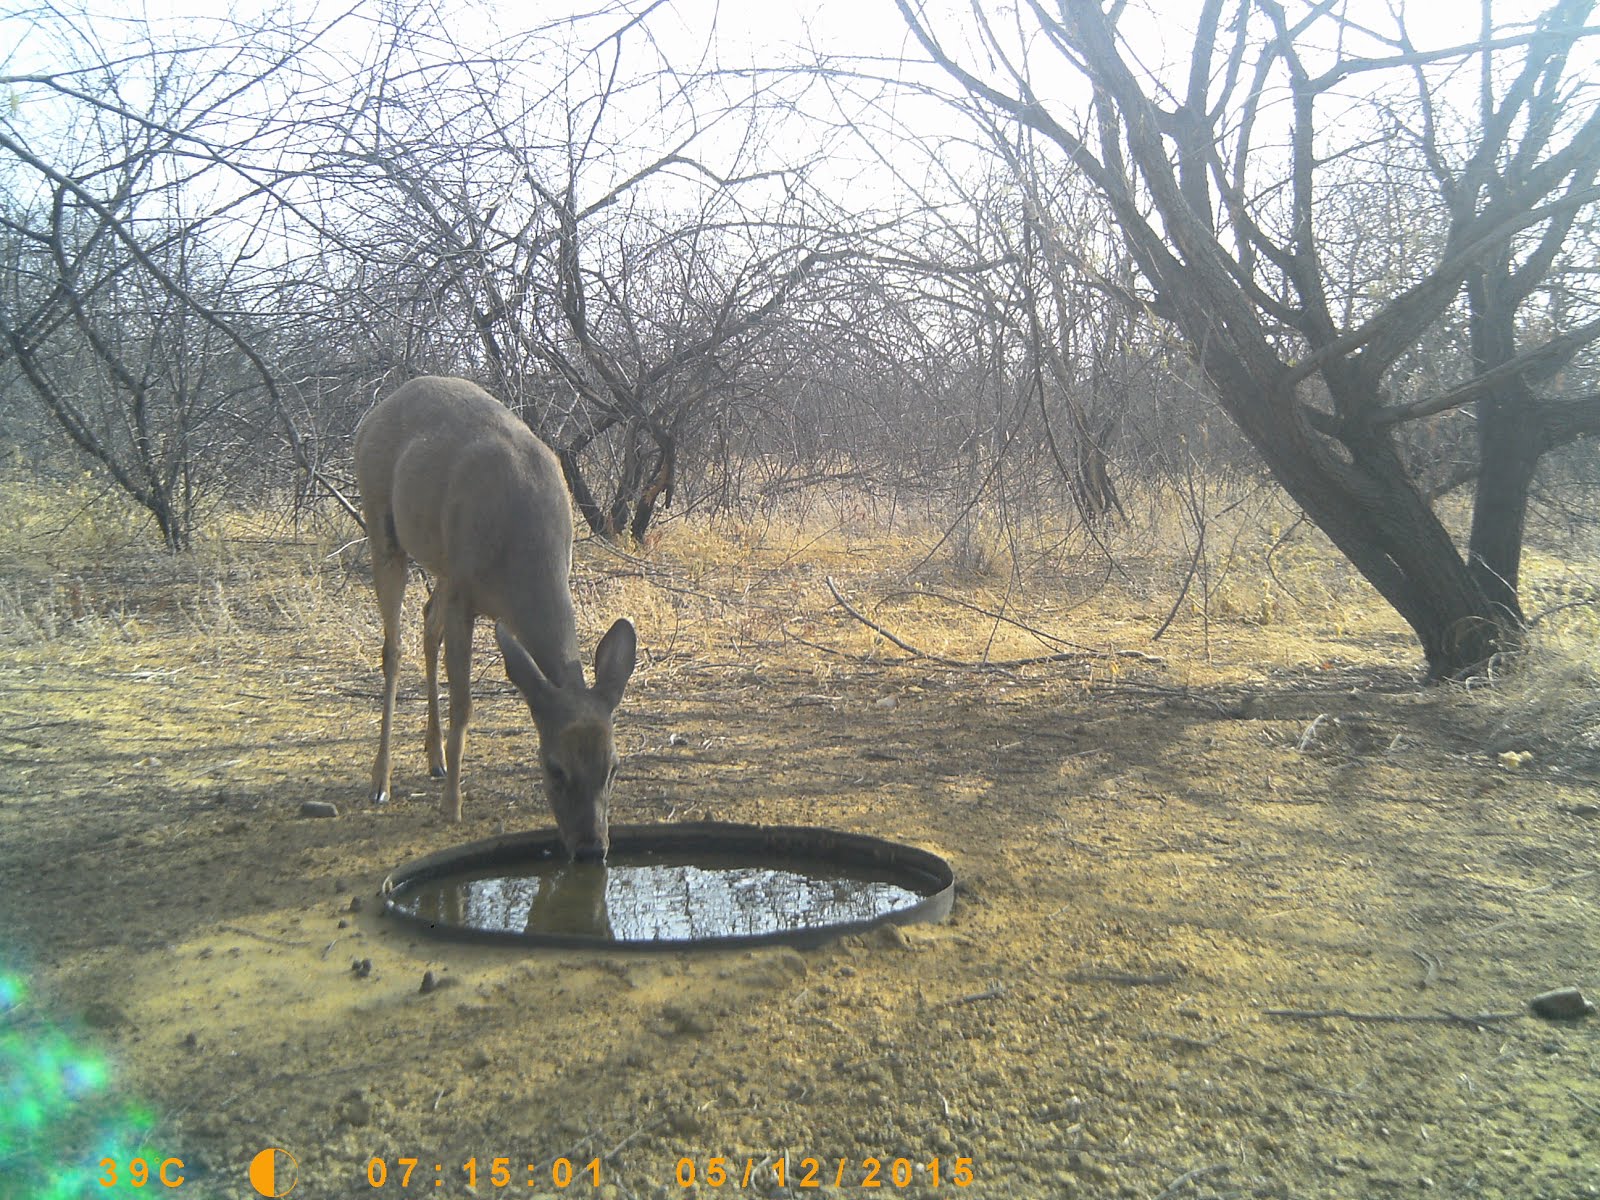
[898, 0, 1600, 677]
[0, 1, 344, 546]
[303, 2, 862, 541]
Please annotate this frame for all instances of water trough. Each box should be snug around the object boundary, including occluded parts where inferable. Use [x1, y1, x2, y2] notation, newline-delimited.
[380, 821, 956, 950]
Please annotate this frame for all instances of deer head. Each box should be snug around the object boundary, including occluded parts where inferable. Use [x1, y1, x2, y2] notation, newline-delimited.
[497, 618, 636, 862]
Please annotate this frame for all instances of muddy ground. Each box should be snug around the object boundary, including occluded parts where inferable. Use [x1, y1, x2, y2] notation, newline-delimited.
[2, 519, 1598, 1200]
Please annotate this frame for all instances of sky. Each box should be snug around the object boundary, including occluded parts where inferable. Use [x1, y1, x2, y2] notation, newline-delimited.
[2, 0, 1588, 243]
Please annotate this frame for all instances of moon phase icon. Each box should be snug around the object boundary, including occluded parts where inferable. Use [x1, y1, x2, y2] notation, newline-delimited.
[249, 1147, 300, 1197]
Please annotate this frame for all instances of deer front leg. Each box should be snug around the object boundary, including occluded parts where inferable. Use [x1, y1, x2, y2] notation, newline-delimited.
[422, 591, 446, 778]
[369, 551, 409, 805]
[440, 600, 475, 823]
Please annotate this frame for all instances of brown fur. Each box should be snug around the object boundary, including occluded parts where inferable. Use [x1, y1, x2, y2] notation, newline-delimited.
[353, 377, 636, 855]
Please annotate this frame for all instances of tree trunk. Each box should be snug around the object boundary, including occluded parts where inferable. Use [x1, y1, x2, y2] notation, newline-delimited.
[556, 445, 610, 538]
[1464, 266, 1536, 625]
[1466, 385, 1539, 624]
[1212, 365, 1509, 679]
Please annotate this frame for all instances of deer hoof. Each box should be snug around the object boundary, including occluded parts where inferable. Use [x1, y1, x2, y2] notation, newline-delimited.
[429, 764, 447, 779]
[370, 789, 390, 805]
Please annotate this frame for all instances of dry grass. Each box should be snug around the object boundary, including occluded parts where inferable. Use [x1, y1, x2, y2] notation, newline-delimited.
[4, 471, 1599, 1199]
[2, 470, 1596, 762]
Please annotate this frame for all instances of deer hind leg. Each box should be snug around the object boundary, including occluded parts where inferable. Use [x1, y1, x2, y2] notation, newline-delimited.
[439, 595, 475, 823]
[422, 590, 446, 778]
[369, 543, 409, 805]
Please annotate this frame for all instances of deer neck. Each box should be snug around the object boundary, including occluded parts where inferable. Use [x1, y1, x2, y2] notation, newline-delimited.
[501, 578, 585, 691]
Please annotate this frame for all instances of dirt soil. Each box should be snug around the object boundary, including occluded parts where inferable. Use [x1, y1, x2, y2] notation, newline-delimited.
[3, 528, 1599, 1200]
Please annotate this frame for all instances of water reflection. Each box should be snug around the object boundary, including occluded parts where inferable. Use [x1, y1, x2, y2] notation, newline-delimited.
[527, 865, 612, 937]
[396, 852, 922, 943]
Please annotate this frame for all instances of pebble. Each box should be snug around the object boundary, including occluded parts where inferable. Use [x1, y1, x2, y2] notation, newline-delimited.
[299, 800, 338, 818]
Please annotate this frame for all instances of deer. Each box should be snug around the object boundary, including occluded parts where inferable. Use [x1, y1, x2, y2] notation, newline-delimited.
[353, 376, 637, 862]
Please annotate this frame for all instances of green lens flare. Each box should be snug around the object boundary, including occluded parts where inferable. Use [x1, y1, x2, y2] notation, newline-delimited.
[1, 963, 164, 1196]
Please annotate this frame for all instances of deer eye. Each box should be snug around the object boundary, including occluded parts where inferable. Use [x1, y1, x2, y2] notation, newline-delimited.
[546, 761, 568, 787]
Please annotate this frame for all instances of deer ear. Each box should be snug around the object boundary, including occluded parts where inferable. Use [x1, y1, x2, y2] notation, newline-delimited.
[592, 618, 637, 710]
[498, 624, 557, 713]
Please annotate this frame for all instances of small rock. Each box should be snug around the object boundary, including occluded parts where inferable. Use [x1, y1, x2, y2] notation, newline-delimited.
[1496, 750, 1532, 770]
[299, 800, 339, 819]
[668, 732, 690, 747]
[419, 970, 458, 995]
[874, 695, 898, 709]
[1530, 986, 1595, 1019]
[347, 896, 363, 913]
[351, 958, 373, 979]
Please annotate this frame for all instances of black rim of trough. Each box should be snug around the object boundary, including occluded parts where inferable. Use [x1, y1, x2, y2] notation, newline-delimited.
[379, 820, 956, 951]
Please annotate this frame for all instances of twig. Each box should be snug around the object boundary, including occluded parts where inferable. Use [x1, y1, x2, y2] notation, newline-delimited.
[1067, 970, 1179, 986]
[1150, 529, 1206, 642]
[1296, 714, 1328, 750]
[1154, 1163, 1229, 1200]
[1522, 868, 1598, 897]
[1263, 514, 1308, 601]
[1264, 1007, 1521, 1030]
[944, 984, 1005, 1007]
[783, 624, 908, 664]
[1527, 596, 1599, 628]
[1147, 1030, 1223, 1050]
[599, 1114, 670, 1163]
[1412, 950, 1439, 989]
[219, 923, 308, 948]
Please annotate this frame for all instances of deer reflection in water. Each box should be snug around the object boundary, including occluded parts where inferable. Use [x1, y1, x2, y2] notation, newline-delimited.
[525, 864, 612, 938]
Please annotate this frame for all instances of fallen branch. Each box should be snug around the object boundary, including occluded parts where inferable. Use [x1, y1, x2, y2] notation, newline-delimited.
[825, 576, 962, 665]
[825, 577, 1157, 671]
[878, 587, 1164, 664]
[1264, 1006, 1521, 1031]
